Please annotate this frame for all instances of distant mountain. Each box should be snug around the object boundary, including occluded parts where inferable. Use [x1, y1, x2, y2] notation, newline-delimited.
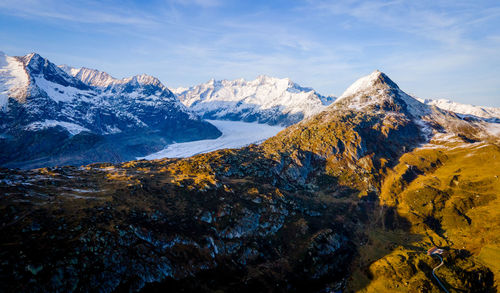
[417, 97, 500, 122]
[172, 75, 335, 126]
[0, 51, 221, 168]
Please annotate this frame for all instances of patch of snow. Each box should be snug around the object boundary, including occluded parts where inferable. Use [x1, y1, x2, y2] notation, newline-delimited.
[105, 125, 122, 134]
[0, 52, 29, 110]
[64, 187, 101, 193]
[34, 76, 92, 103]
[26, 120, 90, 135]
[414, 118, 433, 140]
[58, 64, 80, 77]
[484, 122, 500, 136]
[140, 120, 284, 159]
[171, 86, 189, 95]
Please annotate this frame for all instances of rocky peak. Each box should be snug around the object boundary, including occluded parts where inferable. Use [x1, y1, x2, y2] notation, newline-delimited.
[73, 67, 118, 87]
[338, 70, 398, 100]
[21, 53, 90, 90]
[131, 74, 163, 87]
[334, 70, 429, 117]
[22, 53, 45, 70]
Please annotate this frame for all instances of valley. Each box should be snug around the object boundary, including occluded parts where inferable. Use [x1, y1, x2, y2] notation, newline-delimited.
[141, 119, 284, 159]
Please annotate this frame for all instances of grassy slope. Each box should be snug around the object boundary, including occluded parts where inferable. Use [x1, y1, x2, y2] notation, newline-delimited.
[348, 136, 500, 292]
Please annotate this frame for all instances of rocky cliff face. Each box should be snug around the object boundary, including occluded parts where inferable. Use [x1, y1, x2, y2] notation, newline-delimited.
[0, 52, 221, 168]
[0, 71, 498, 292]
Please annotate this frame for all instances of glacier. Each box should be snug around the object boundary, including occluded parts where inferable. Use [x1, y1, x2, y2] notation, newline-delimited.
[140, 120, 284, 159]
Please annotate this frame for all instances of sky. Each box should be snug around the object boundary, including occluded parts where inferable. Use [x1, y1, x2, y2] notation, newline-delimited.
[0, 0, 499, 107]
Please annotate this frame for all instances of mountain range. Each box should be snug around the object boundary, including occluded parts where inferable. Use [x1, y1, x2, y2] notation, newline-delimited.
[417, 97, 500, 122]
[172, 76, 500, 126]
[1, 69, 499, 292]
[2, 51, 499, 169]
[0, 52, 221, 169]
[172, 76, 335, 126]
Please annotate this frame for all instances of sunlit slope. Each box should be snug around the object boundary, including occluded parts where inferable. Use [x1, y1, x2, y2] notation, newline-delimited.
[351, 135, 500, 292]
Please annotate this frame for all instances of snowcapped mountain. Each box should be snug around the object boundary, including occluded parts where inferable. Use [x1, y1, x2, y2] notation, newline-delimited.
[0, 51, 220, 168]
[263, 70, 500, 193]
[334, 70, 429, 117]
[331, 70, 500, 142]
[416, 97, 500, 122]
[172, 75, 335, 126]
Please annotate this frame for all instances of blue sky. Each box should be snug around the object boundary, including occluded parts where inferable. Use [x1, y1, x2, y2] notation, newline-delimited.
[1, 0, 499, 106]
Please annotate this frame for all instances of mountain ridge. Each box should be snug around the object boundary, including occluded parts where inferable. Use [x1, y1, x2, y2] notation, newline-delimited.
[173, 75, 336, 126]
[417, 97, 500, 122]
[0, 52, 221, 168]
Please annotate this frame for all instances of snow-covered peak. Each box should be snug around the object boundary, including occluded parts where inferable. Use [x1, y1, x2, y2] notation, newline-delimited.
[335, 70, 428, 117]
[338, 70, 397, 99]
[174, 76, 334, 125]
[21, 53, 90, 91]
[254, 74, 287, 84]
[66, 66, 167, 92]
[22, 53, 44, 68]
[131, 74, 162, 87]
[0, 51, 219, 161]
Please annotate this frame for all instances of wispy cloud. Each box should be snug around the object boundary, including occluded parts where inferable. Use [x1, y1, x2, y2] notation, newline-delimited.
[0, 0, 161, 27]
[1, 0, 499, 106]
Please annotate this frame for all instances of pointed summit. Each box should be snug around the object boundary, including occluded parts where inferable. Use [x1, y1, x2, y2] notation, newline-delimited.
[20, 52, 90, 90]
[22, 53, 46, 72]
[339, 70, 399, 100]
[335, 70, 428, 117]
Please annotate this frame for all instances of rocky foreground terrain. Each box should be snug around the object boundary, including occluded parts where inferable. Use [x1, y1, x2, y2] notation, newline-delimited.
[0, 71, 499, 292]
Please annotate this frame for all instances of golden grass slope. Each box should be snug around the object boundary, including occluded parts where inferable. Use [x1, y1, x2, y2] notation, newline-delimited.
[350, 134, 500, 292]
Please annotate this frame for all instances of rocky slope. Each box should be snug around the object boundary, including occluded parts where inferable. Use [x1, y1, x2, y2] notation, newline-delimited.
[0, 52, 221, 169]
[0, 71, 498, 292]
[173, 76, 335, 126]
